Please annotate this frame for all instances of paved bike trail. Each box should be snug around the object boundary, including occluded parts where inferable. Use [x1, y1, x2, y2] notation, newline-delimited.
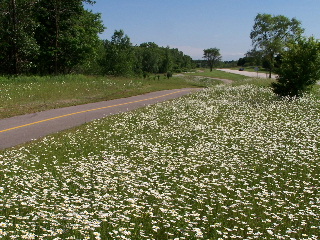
[0, 88, 201, 150]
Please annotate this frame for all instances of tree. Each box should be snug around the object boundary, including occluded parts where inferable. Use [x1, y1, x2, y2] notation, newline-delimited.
[159, 46, 173, 74]
[0, 0, 103, 75]
[0, 0, 39, 74]
[250, 13, 304, 78]
[34, 0, 104, 74]
[245, 49, 263, 66]
[237, 58, 246, 67]
[100, 32, 194, 77]
[272, 37, 320, 97]
[100, 30, 134, 76]
[203, 48, 222, 72]
[140, 42, 160, 74]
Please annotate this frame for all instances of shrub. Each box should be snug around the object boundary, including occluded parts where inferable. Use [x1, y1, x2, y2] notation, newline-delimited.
[272, 37, 320, 97]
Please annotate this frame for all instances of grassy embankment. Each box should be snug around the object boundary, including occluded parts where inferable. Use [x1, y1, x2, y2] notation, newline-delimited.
[0, 71, 319, 239]
[185, 69, 249, 81]
[0, 70, 248, 119]
[0, 74, 199, 119]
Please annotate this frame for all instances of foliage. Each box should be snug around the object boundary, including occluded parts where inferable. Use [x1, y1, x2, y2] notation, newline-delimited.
[139, 42, 161, 74]
[237, 57, 246, 67]
[0, 2, 194, 76]
[100, 30, 134, 76]
[242, 49, 264, 67]
[0, 0, 104, 75]
[250, 13, 304, 78]
[0, 0, 39, 74]
[272, 37, 320, 97]
[99, 33, 195, 76]
[34, 0, 104, 75]
[203, 48, 222, 71]
[74, 36, 105, 75]
[194, 60, 237, 69]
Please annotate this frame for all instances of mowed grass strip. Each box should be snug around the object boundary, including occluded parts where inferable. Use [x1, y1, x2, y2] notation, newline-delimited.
[185, 69, 250, 81]
[0, 74, 206, 119]
[0, 84, 319, 239]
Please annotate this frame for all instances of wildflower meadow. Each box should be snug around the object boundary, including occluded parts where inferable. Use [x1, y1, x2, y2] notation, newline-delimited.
[0, 84, 319, 239]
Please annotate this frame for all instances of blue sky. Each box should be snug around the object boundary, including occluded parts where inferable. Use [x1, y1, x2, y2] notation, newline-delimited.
[85, 0, 320, 61]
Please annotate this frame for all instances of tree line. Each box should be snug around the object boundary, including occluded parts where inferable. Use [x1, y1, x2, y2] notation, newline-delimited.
[0, 1, 194, 76]
[0, 0, 105, 75]
[98, 30, 195, 77]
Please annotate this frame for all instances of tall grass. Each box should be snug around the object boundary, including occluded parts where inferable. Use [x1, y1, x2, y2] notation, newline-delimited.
[1, 84, 319, 239]
[0, 74, 205, 119]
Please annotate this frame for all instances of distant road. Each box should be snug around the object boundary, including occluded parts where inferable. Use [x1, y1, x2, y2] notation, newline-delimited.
[0, 88, 202, 150]
[217, 69, 277, 79]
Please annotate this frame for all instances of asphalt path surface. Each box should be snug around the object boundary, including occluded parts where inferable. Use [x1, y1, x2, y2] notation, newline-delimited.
[0, 88, 201, 150]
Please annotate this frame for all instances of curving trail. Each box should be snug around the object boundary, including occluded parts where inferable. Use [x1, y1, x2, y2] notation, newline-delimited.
[0, 88, 202, 150]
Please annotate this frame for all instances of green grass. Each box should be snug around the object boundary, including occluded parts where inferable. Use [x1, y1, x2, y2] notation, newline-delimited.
[232, 77, 276, 87]
[229, 66, 270, 73]
[185, 69, 250, 81]
[2, 71, 315, 120]
[0, 74, 206, 119]
[231, 77, 320, 99]
[1, 84, 319, 239]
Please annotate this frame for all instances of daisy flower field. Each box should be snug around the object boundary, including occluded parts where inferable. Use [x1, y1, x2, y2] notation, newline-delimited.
[0, 84, 319, 239]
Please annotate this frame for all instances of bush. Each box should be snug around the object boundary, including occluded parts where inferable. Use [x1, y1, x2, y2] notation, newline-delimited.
[272, 37, 320, 97]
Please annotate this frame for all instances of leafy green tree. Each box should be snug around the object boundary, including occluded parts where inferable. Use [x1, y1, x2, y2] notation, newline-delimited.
[245, 49, 264, 67]
[132, 46, 144, 76]
[170, 48, 193, 72]
[250, 13, 304, 78]
[0, 0, 102, 75]
[181, 54, 193, 71]
[272, 37, 320, 97]
[100, 32, 194, 77]
[203, 48, 222, 72]
[140, 42, 160, 74]
[159, 47, 173, 73]
[100, 30, 134, 76]
[237, 58, 246, 67]
[34, 0, 104, 74]
[0, 0, 39, 74]
[132, 44, 193, 76]
[170, 48, 183, 72]
[66, 10, 104, 74]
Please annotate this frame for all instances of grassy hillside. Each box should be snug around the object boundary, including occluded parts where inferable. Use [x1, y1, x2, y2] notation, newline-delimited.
[1, 83, 319, 239]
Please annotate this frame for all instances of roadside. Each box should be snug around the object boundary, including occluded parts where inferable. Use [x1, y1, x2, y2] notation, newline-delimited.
[0, 88, 202, 150]
[0, 75, 205, 120]
[218, 68, 320, 85]
[193, 76, 233, 84]
[175, 73, 233, 84]
[217, 68, 278, 79]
